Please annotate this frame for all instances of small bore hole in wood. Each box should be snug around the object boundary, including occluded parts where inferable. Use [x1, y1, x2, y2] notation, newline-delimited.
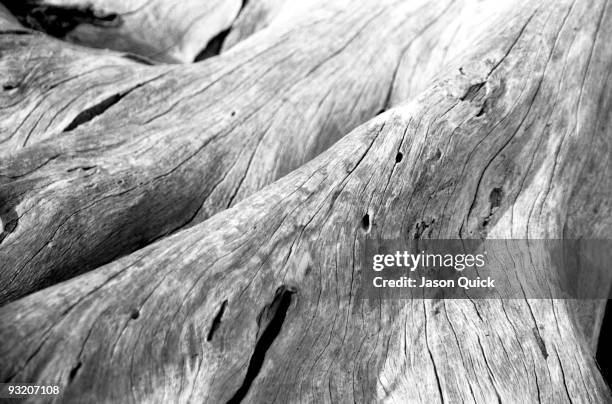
[361, 213, 370, 232]
[69, 361, 82, 382]
[130, 309, 140, 320]
[489, 187, 503, 209]
[395, 152, 403, 163]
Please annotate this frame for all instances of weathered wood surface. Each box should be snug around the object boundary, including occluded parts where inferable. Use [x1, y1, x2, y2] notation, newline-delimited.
[389, 0, 515, 103]
[2, 0, 611, 401]
[222, 0, 287, 51]
[0, 0, 283, 154]
[387, 0, 611, 349]
[0, 31, 163, 151]
[2, 0, 243, 63]
[0, 0, 467, 303]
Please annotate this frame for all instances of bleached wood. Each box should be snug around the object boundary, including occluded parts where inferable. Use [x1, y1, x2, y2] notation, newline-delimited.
[1, 0, 610, 402]
[0, 0, 465, 303]
[222, 0, 287, 51]
[4, 0, 243, 63]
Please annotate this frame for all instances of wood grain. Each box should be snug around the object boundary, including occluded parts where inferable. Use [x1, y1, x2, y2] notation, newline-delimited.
[2, 0, 610, 401]
[0, 31, 162, 151]
[222, 0, 287, 51]
[2, 0, 243, 63]
[0, 0, 466, 303]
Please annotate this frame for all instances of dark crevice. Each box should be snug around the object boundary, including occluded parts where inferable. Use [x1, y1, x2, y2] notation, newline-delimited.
[597, 297, 612, 388]
[475, 97, 490, 117]
[482, 187, 503, 228]
[489, 187, 503, 209]
[395, 152, 403, 163]
[461, 82, 486, 102]
[0, 216, 17, 244]
[414, 218, 434, 239]
[0, 202, 18, 245]
[64, 93, 123, 132]
[532, 327, 548, 359]
[361, 213, 371, 232]
[62, 81, 148, 131]
[67, 165, 96, 173]
[121, 52, 156, 66]
[207, 300, 228, 342]
[68, 361, 82, 383]
[194, 0, 250, 62]
[194, 28, 230, 62]
[227, 286, 295, 404]
[129, 308, 140, 320]
[1, 2, 122, 38]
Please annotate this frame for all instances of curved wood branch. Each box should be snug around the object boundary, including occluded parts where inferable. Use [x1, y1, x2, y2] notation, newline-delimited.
[2, 0, 610, 401]
[0, 31, 161, 151]
[2, 0, 243, 63]
[0, 0, 465, 303]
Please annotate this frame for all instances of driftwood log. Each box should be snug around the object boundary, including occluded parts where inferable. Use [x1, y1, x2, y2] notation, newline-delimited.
[2, 0, 244, 63]
[0, 0, 473, 303]
[1, 0, 611, 402]
[0, 30, 158, 151]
